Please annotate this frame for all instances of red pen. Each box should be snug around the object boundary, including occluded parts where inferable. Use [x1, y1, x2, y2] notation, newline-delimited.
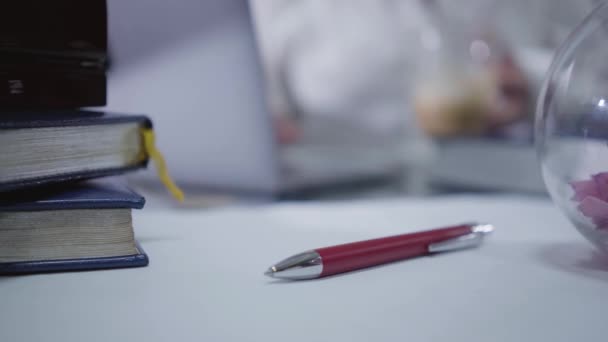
[264, 223, 493, 280]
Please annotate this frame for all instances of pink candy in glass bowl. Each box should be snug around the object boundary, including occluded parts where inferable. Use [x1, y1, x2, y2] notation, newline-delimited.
[537, 3, 608, 252]
[571, 173, 608, 229]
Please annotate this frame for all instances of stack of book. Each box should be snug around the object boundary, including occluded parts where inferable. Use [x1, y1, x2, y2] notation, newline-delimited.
[0, 0, 182, 274]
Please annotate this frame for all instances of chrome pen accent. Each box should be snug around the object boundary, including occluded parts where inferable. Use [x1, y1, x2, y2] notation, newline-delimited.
[471, 223, 495, 234]
[265, 250, 322, 280]
[428, 223, 494, 253]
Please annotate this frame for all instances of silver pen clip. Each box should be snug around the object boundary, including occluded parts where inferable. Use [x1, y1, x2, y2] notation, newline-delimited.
[427, 224, 494, 253]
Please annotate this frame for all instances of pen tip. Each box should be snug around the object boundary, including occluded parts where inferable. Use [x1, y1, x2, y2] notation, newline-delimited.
[264, 266, 276, 278]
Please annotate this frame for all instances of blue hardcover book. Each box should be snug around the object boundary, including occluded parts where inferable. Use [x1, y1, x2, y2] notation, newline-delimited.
[0, 181, 149, 274]
[0, 110, 152, 192]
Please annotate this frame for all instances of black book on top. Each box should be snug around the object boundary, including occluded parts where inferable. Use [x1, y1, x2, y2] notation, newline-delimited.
[0, 0, 107, 108]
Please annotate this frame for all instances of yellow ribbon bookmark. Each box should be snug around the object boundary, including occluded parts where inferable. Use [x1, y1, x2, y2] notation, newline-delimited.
[142, 128, 185, 202]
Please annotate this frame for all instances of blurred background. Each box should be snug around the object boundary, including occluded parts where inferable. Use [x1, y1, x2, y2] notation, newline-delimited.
[104, 0, 602, 205]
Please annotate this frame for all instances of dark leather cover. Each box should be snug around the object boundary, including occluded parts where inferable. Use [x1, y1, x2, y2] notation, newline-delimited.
[0, 69, 107, 109]
[0, 180, 145, 211]
[0, 0, 107, 108]
[0, 110, 151, 129]
[0, 243, 149, 275]
[0, 110, 151, 192]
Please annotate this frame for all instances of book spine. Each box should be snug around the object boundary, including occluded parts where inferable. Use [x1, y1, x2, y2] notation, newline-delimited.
[0, 70, 106, 108]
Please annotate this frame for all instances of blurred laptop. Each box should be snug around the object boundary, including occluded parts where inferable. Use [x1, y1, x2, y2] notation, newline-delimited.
[105, 0, 401, 196]
[428, 138, 546, 194]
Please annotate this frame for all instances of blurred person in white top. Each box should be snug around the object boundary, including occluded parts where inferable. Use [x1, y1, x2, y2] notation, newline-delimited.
[252, 0, 598, 142]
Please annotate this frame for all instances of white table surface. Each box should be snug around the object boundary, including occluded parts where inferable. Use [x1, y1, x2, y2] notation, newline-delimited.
[1, 195, 607, 342]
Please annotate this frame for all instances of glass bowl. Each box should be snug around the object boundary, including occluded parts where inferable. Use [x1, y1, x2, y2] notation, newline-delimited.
[537, 3, 608, 252]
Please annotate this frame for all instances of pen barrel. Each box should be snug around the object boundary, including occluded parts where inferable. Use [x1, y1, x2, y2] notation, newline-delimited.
[316, 224, 473, 277]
